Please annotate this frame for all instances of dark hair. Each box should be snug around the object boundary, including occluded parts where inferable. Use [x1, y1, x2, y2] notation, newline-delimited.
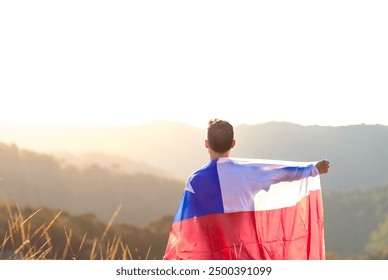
[207, 119, 234, 153]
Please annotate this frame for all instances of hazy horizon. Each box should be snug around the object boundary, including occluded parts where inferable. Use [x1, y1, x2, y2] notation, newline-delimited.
[1, 119, 388, 130]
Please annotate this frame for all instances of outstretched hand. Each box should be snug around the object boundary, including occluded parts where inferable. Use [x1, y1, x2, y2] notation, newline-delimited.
[315, 160, 330, 174]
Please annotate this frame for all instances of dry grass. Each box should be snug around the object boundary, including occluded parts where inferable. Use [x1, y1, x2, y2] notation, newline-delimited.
[0, 204, 139, 260]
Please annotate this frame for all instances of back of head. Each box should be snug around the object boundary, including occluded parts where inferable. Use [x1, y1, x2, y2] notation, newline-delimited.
[207, 119, 234, 153]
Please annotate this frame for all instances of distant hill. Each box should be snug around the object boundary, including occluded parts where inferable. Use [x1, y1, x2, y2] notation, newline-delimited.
[234, 122, 388, 190]
[0, 143, 183, 226]
[1, 121, 388, 190]
[0, 121, 207, 183]
[54, 151, 171, 178]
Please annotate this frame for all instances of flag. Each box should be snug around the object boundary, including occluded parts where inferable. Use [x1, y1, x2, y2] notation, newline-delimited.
[163, 157, 325, 260]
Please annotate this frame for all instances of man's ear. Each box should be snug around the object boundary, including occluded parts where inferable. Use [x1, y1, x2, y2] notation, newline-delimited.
[205, 139, 209, 149]
[231, 140, 236, 149]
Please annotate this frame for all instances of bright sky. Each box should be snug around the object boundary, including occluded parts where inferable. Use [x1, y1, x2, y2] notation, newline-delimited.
[1, 1, 387, 129]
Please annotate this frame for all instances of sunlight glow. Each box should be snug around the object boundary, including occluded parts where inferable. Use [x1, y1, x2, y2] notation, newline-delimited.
[1, 1, 387, 128]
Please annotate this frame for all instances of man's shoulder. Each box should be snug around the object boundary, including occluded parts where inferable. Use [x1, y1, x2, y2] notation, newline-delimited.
[190, 160, 214, 174]
[186, 159, 219, 182]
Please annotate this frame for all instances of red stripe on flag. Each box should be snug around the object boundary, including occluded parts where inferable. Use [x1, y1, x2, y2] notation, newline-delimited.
[163, 190, 324, 260]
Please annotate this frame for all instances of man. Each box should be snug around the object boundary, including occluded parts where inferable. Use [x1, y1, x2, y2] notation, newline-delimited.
[163, 119, 330, 260]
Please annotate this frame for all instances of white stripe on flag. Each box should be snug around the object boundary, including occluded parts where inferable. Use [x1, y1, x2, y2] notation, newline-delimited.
[254, 175, 321, 211]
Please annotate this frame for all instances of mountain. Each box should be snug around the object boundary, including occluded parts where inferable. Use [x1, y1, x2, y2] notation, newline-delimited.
[54, 151, 171, 178]
[1, 121, 388, 190]
[0, 121, 207, 182]
[0, 143, 183, 226]
[234, 122, 388, 190]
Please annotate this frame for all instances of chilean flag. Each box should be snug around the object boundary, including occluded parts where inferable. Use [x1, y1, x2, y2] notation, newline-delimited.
[163, 157, 325, 260]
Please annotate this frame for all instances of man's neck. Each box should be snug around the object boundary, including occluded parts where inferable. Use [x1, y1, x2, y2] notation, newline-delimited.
[209, 151, 231, 161]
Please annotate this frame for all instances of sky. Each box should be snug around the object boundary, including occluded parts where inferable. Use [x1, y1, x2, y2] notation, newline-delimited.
[1, 1, 387, 129]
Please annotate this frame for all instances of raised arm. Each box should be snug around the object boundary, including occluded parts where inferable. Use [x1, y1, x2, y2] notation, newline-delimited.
[260, 159, 330, 186]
